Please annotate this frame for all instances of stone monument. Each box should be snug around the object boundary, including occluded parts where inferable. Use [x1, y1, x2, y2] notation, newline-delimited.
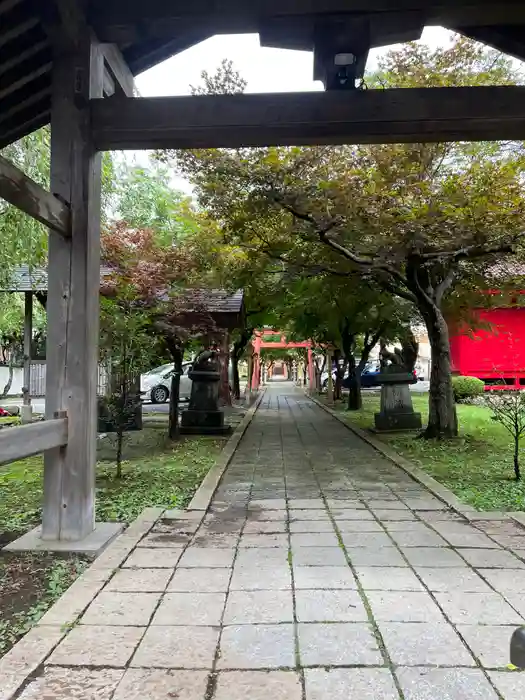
[181, 350, 232, 435]
[374, 346, 422, 432]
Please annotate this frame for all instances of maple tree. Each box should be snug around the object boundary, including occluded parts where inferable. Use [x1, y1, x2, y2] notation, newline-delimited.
[167, 39, 525, 439]
[100, 223, 215, 441]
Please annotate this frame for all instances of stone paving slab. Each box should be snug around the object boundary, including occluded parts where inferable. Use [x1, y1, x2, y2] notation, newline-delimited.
[4, 386, 525, 699]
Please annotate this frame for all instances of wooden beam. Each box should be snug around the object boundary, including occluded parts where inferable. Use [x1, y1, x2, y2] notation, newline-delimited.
[0, 40, 49, 78]
[43, 28, 104, 542]
[0, 61, 52, 102]
[0, 418, 68, 466]
[92, 0, 525, 41]
[0, 87, 52, 126]
[102, 43, 136, 97]
[458, 25, 525, 64]
[0, 17, 39, 49]
[0, 154, 70, 235]
[91, 86, 525, 150]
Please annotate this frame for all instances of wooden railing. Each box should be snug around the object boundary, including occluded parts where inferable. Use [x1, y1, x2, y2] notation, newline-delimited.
[0, 417, 68, 466]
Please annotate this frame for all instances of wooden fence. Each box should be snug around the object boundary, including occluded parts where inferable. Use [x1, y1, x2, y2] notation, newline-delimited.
[0, 416, 68, 465]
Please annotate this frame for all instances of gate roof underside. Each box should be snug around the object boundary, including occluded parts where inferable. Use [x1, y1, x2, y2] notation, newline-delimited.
[1, 0, 525, 148]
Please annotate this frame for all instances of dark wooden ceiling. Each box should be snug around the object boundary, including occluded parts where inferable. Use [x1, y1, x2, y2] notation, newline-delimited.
[1, 0, 525, 149]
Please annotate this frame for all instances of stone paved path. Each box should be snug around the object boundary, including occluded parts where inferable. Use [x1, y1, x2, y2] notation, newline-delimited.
[13, 387, 525, 698]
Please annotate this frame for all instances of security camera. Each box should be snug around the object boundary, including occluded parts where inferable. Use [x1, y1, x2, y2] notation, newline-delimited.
[313, 21, 370, 90]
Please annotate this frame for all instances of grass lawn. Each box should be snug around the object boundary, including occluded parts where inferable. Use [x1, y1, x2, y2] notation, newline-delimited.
[328, 393, 525, 513]
[0, 424, 226, 657]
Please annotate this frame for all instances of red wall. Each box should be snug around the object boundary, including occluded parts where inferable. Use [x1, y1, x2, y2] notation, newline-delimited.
[450, 308, 525, 384]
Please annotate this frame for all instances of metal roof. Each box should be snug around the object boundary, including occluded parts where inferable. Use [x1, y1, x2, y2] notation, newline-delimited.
[1, 1, 525, 148]
[0, 264, 48, 292]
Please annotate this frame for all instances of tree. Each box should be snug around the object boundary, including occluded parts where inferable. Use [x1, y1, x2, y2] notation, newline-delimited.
[0, 129, 50, 280]
[169, 38, 525, 439]
[114, 160, 199, 244]
[282, 274, 412, 409]
[101, 223, 214, 439]
[99, 290, 157, 476]
[0, 130, 116, 283]
[485, 391, 525, 481]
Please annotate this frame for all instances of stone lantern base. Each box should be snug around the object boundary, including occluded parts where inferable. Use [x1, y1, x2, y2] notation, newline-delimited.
[180, 409, 232, 435]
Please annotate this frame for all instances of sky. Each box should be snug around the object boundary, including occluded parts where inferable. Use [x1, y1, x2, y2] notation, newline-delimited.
[127, 27, 454, 191]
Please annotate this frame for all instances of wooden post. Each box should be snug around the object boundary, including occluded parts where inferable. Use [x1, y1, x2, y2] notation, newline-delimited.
[326, 349, 334, 404]
[23, 292, 33, 401]
[21, 292, 33, 423]
[42, 31, 104, 542]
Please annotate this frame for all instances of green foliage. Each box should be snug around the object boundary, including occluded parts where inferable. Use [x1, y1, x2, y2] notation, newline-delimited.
[452, 376, 485, 402]
[0, 557, 87, 656]
[190, 59, 247, 96]
[114, 160, 199, 245]
[0, 132, 116, 287]
[0, 428, 222, 537]
[168, 37, 525, 438]
[0, 129, 50, 279]
[261, 334, 281, 343]
[99, 292, 159, 475]
[485, 391, 525, 480]
[336, 394, 525, 510]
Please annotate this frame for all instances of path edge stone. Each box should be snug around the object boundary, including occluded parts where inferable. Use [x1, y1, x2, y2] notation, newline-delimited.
[308, 393, 484, 518]
[188, 390, 266, 511]
[0, 506, 164, 700]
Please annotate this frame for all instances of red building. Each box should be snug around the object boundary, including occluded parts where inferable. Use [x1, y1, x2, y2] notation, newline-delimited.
[450, 306, 525, 388]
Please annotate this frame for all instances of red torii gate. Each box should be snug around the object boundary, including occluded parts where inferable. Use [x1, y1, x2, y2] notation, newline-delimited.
[250, 330, 314, 391]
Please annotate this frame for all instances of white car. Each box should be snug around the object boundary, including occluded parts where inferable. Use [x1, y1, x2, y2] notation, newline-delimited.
[140, 363, 193, 404]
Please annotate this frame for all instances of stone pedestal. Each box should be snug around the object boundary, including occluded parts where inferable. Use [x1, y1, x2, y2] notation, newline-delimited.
[20, 404, 33, 424]
[181, 366, 231, 436]
[374, 370, 422, 432]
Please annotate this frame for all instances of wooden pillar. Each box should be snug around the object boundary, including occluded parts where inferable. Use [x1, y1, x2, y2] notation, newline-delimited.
[42, 32, 104, 541]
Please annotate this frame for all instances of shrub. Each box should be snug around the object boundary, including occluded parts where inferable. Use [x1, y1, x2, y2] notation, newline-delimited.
[452, 376, 485, 402]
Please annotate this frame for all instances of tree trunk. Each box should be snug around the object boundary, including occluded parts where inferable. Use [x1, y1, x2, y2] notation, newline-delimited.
[218, 334, 231, 406]
[0, 358, 14, 399]
[514, 436, 521, 480]
[333, 349, 341, 400]
[232, 327, 252, 400]
[315, 356, 326, 393]
[232, 356, 241, 400]
[116, 427, 124, 478]
[346, 353, 362, 411]
[169, 372, 181, 440]
[168, 347, 184, 440]
[422, 304, 458, 439]
[341, 326, 362, 411]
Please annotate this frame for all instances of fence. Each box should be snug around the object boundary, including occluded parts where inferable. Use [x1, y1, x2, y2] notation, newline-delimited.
[28, 361, 109, 397]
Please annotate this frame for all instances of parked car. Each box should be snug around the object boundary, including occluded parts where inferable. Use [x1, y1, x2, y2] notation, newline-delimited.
[140, 360, 235, 404]
[322, 362, 380, 390]
[322, 363, 417, 390]
[140, 363, 192, 404]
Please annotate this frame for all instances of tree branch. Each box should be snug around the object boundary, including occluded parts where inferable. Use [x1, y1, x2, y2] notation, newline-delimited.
[419, 240, 519, 262]
[434, 266, 457, 306]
